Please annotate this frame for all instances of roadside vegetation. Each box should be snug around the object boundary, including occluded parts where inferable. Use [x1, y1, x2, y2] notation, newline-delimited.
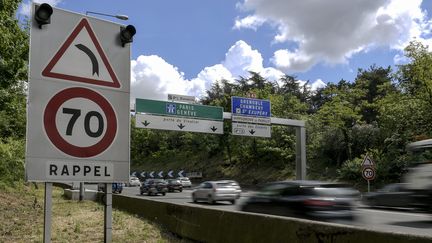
[0, 185, 187, 242]
[131, 42, 432, 189]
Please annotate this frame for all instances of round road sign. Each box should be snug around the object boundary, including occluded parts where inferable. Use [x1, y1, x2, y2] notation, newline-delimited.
[362, 167, 376, 181]
[44, 87, 117, 158]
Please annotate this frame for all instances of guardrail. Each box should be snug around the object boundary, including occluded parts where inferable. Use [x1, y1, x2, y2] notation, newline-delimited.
[98, 193, 432, 243]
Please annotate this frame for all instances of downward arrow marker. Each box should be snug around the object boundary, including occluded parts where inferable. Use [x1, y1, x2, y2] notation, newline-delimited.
[142, 120, 150, 127]
[178, 123, 185, 129]
[210, 126, 217, 132]
[249, 129, 256, 135]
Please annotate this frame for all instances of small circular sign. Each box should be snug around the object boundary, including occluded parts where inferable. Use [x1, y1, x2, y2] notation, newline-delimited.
[362, 167, 376, 181]
[44, 87, 117, 158]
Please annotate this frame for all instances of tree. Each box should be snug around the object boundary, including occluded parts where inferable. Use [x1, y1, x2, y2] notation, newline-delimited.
[0, 0, 29, 141]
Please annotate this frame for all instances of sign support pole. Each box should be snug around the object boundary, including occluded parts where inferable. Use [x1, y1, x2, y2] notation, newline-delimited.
[104, 183, 112, 243]
[367, 180, 370, 193]
[43, 182, 52, 243]
[79, 182, 84, 201]
[296, 126, 306, 180]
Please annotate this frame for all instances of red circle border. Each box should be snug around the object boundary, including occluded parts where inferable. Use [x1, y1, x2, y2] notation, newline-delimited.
[44, 87, 117, 158]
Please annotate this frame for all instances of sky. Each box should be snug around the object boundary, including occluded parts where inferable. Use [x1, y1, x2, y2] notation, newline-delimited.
[19, 0, 432, 102]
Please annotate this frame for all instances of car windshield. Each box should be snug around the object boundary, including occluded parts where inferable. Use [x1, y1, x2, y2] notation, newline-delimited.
[310, 187, 357, 197]
[216, 182, 232, 188]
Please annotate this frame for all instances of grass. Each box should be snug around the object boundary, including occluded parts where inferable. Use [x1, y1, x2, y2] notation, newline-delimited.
[0, 184, 190, 243]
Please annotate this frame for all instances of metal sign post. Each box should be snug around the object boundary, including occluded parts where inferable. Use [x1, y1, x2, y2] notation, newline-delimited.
[104, 183, 112, 243]
[43, 183, 52, 243]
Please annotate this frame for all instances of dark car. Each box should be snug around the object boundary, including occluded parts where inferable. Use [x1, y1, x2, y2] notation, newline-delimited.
[140, 179, 168, 196]
[97, 183, 123, 194]
[166, 179, 183, 192]
[241, 180, 360, 220]
[364, 183, 414, 209]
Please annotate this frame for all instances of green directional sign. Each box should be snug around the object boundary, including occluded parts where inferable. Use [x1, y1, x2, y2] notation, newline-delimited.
[135, 98, 223, 121]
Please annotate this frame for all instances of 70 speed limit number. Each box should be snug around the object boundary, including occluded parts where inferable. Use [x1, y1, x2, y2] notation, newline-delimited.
[362, 167, 376, 181]
[44, 87, 117, 158]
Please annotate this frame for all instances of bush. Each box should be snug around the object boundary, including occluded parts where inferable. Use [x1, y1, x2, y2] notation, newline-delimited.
[0, 138, 25, 188]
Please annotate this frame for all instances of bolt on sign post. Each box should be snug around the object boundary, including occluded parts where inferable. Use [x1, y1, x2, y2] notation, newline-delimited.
[26, 4, 134, 242]
[361, 154, 376, 193]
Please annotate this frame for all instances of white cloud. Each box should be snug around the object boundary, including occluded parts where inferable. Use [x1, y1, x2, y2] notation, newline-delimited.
[234, 15, 265, 30]
[131, 40, 290, 103]
[236, 0, 432, 72]
[19, 0, 62, 16]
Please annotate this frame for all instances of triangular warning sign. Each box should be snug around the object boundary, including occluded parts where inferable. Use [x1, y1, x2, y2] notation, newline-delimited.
[362, 155, 375, 167]
[42, 18, 121, 88]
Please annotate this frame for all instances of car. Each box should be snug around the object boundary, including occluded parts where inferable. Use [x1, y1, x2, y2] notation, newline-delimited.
[97, 183, 123, 194]
[127, 176, 141, 187]
[192, 181, 238, 204]
[220, 180, 242, 199]
[166, 179, 183, 192]
[240, 180, 359, 220]
[140, 179, 168, 196]
[364, 183, 414, 209]
[177, 177, 192, 188]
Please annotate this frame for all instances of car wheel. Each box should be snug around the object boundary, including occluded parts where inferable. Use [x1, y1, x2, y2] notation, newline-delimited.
[192, 193, 197, 203]
[179, 189, 182, 192]
[230, 200, 236, 205]
[147, 191, 151, 196]
[208, 195, 215, 204]
[162, 192, 166, 196]
[140, 191, 143, 195]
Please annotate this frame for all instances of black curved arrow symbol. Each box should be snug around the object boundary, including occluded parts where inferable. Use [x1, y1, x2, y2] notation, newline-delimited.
[75, 44, 99, 76]
[178, 123, 185, 129]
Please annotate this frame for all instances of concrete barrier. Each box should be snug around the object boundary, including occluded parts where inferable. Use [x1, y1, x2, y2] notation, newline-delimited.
[107, 194, 432, 243]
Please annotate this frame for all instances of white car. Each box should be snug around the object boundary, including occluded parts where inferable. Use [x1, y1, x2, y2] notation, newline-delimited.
[192, 181, 238, 204]
[220, 180, 241, 199]
[177, 177, 192, 188]
[127, 176, 141, 187]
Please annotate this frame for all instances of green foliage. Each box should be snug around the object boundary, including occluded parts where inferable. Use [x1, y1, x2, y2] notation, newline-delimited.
[0, 0, 29, 188]
[0, 138, 25, 188]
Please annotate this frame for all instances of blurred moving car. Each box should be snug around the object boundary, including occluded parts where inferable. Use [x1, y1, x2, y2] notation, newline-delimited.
[166, 179, 183, 192]
[178, 177, 192, 188]
[364, 183, 413, 209]
[140, 179, 168, 196]
[127, 176, 141, 187]
[192, 181, 238, 204]
[241, 180, 359, 220]
[97, 183, 123, 194]
[220, 180, 242, 199]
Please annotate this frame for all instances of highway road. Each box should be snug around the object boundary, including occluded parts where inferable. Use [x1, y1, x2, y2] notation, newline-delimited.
[121, 186, 432, 237]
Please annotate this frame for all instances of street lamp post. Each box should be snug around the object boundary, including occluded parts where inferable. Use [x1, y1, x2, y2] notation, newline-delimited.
[85, 11, 129, 20]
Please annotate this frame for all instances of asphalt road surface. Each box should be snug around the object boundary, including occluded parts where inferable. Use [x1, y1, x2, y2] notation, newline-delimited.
[122, 186, 432, 237]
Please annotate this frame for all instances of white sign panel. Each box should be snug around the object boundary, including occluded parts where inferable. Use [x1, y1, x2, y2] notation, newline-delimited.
[168, 94, 196, 103]
[232, 122, 271, 138]
[26, 4, 130, 182]
[232, 114, 271, 125]
[136, 114, 223, 134]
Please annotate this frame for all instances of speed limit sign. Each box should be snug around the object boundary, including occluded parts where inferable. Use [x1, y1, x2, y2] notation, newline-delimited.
[362, 167, 376, 181]
[25, 10, 130, 183]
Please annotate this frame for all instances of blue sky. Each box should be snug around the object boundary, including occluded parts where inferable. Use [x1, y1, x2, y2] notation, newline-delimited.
[20, 0, 432, 101]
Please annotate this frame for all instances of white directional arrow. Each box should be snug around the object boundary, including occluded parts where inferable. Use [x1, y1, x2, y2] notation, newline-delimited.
[178, 170, 184, 177]
[158, 171, 164, 178]
[149, 171, 154, 178]
[131, 171, 137, 177]
[140, 172, 146, 178]
[168, 170, 173, 178]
